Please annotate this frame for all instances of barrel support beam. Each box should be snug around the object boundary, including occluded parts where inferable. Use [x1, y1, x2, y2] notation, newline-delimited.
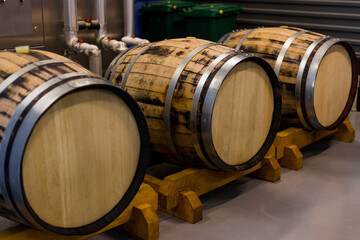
[0, 184, 159, 240]
[144, 153, 280, 224]
[274, 119, 355, 170]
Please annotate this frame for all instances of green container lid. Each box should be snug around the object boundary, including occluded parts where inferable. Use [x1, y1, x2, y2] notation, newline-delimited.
[183, 4, 242, 17]
[141, 1, 196, 13]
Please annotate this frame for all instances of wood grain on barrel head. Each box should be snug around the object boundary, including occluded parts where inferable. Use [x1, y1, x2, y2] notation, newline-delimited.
[22, 89, 140, 228]
[211, 61, 274, 165]
[314, 44, 352, 127]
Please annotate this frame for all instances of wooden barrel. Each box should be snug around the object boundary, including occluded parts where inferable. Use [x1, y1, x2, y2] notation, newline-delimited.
[0, 50, 150, 235]
[105, 38, 282, 171]
[219, 27, 358, 130]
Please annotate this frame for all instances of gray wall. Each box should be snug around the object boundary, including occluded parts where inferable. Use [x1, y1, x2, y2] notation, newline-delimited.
[0, 0, 125, 71]
[195, 0, 360, 55]
[1, 0, 359, 69]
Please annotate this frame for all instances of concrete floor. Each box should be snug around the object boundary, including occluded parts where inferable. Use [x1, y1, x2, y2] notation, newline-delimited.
[1, 112, 359, 240]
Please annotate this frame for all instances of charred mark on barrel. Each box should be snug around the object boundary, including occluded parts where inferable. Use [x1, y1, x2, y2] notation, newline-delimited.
[25, 71, 49, 83]
[260, 54, 278, 61]
[0, 111, 11, 119]
[13, 78, 32, 92]
[247, 37, 285, 45]
[242, 45, 258, 53]
[49, 64, 75, 75]
[62, 63, 81, 73]
[145, 115, 165, 122]
[280, 69, 297, 78]
[176, 51, 185, 56]
[115, 74, 123, 85]
[171, 109, 191, 128]
[144, 46, 175, 57]
[299, 39, 314, 46]
[119, 60, 130, 73]
[0, 88, 21, 104]
[0, 69, 10, 79]
[176, 81, 187, 94]
[136, 94, 163, 107]
[30, 66, 59, 79]
[285, 83, 296, 92]
[270, 49, 280, 56]
[243, 46, 278, 61]
[29, 51, 53, 60]
[282, 57, 301, 65]
[37, 66, 61, 77]
[17, 92, 27, 102]
[179, 71, 188, 82]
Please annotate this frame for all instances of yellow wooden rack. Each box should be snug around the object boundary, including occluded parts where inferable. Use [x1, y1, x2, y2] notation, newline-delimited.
[144, 147, 281, 224]
[274, 119, 355, 170]
[0, 183, 159, 240]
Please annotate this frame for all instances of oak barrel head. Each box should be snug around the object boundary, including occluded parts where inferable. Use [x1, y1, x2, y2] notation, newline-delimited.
[211, 61, 274, 166]
[0, 50, 150, 235]
[22, 89, 141, 228]
[312, 43, 353, 128]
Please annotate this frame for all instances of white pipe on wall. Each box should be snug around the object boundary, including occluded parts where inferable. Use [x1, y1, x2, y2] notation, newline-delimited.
[63, 0, 102, 75]
[121, 35, 149, 45]
[122, 0, 149, 45]
[63, 0, 78, 48]
[95, 0, 127, 52]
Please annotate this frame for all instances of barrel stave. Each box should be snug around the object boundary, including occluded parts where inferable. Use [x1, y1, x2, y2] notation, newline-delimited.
[111, 39, 235, 164]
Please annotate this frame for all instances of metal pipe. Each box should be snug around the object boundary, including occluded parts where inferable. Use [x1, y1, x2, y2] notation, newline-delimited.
[63, 0, 102, 75]
[95, 0, 127, 52]
[78, 19, 100, 30]
[63, 0, 78, 48]
[96, 0, 107, 42]
[122, 0, 149, 45]
[121, 35, 149, 45]
[89, 51, 103, 76]
[124, 0, 134, 37]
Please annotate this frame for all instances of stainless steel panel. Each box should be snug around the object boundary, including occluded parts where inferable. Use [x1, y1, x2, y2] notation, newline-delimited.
[0, 0, 33, 38]
[0, 0, 124, 72]
[0, 0, 44, 49]
[41, 0, 124, 70]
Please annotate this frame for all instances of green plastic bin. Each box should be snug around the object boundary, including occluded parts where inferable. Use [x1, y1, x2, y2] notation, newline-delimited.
[182, 4, 242, 42]
[141, 1, 196, 42]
